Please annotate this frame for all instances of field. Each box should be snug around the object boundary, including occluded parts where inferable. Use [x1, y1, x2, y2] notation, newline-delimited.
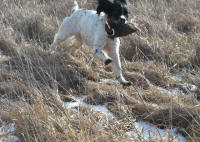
[0, 0, 200, 141]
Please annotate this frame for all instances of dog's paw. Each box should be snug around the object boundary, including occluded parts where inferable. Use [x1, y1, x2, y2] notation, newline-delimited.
[117, 76, 132, 86]
[105, 58, 112, 65]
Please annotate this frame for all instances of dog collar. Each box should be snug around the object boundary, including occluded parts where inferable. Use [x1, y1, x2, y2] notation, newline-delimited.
[105, 19, 115, 39]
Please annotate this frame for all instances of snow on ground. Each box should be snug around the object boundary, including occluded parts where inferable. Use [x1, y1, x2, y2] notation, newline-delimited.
[126, 121, 186, 142]
[0, 51, 10, 61]
[0, 50, 10, 72]
[65, 96, 113, 117]
[0, 122, 19, 142]
[65, 96, 186, 142]
[0, 50, 188, 141]
[0, 99, 19, 142]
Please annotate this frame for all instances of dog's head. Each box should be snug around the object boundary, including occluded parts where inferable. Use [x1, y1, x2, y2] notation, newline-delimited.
[97, 0, 129, 24]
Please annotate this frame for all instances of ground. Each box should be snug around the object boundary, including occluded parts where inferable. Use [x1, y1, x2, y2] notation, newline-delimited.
[0, 0, 200, 141]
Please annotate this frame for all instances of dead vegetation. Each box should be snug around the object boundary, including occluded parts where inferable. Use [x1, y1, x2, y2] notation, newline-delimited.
[169, 13, 200, 34]
[0, 0, 200, 141]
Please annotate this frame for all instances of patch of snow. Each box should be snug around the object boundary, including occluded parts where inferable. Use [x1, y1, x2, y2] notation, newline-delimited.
[100, 78, 119, 84]
[172, 75, 183, 81]
[0, 136, 20, 142]
[65, 96, 187, 141]
[99, 68, 109, 73]
[65, 96, 113, 117]
[179, 83, 198, 92]
[0, 64, 9, 72]
[156, 87, 174, 95]
[0, 51, 11, 61]
[0, 123, 19, 142]
[156, 85, 196, 97]
[172, 74, 198, 94]
[126, 121, 186, 142]
[1, 123, 15, 133]
[0, 50, 10, 72]
[1, 99, 17, 106]
[133, 87, 146, 94]
[135, 60, 156, 66]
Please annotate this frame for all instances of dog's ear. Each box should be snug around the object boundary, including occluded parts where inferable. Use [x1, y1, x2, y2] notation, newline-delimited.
[114, 0, 127, 4]
[96, 0, 113, 15]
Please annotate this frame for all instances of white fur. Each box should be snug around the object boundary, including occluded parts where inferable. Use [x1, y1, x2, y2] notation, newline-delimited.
[49, 1, 130, 85]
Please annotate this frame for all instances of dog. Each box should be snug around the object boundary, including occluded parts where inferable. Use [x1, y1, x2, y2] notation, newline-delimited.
[49, 0, 131, 86]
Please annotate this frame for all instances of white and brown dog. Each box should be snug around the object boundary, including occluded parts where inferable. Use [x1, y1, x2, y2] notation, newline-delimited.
[49, 0, 131, 86]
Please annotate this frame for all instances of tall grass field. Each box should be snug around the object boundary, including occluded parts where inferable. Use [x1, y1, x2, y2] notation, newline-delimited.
[0, 0, 200, 141]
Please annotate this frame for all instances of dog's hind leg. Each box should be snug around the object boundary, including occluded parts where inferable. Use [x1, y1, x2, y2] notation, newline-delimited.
[49, 17, 75, 54]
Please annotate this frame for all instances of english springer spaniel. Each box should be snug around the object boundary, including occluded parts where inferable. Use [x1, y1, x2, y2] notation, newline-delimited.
[49, 0, 131, 86]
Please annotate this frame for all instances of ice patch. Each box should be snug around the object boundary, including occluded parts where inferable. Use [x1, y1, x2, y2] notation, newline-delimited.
[127, 121, 186, 142]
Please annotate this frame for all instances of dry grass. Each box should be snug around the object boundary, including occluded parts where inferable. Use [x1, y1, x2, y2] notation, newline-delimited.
[0, 0, 200, 141]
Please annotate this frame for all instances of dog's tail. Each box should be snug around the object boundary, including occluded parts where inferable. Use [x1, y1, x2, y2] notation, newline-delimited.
[71, 1, 79, 13]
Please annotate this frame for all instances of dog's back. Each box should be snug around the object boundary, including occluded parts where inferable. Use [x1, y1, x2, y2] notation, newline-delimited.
[69, 3, 107, 46]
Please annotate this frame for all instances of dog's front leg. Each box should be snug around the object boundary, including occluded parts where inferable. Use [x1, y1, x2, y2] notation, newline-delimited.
[107, 38, 131, 86]
[93, 45, 112, 65]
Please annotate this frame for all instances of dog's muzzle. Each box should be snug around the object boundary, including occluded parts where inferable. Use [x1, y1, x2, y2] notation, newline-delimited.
[105, 18, 116, 38]
[105, 22, 115, 37]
